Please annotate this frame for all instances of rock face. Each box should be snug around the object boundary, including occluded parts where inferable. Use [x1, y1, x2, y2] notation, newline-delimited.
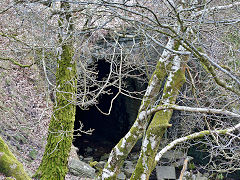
[68, 159, 95, 178]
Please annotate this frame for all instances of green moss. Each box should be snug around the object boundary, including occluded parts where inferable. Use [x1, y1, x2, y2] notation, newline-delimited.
[155, 61, 168, 80]
[131, 50, 187, 178]
[189, 162, 195, 170]
[34, 33, 77, 179]
[5, 177, 15, 180]
[0, 136, 31, 180]
[126, 134, 136, 146]
[162, 69, 186, 101]
[139, 61, 170, 113]
[105, 175, 117, 180]
[89, 161, 98, 167]
[0, 56, 33, 68]
[130, 156, 144, 179]
[216, 173, 224, 180]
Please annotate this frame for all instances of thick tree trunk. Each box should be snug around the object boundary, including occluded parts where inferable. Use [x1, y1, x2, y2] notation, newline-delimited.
[130, 52, 187, 179]
[34, 2, 76, 180]
[34, 44, 76, 179]
[34, 43, 76, 180]
[0, 136, 31, 180]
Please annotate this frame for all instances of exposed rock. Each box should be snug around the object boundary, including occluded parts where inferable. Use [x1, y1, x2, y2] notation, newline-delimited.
[96, 161, 106, 169]
[181, 171, 209, 180]
[68, 158, 96, 178]
[79, 155, 84, 160]
[156, 166, 176, 180]
[196, 176, 208, 180]
[83, 157, 94, 162]
[162, 150, 184, 161]
[117, 172, 126, 180]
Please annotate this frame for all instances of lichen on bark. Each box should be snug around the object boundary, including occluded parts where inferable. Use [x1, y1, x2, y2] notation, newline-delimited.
[130, 53, 187, 179]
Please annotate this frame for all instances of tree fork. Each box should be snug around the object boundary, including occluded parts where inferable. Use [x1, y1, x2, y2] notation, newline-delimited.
[130, 53, 187, 179]
[101, 38, 178, 179]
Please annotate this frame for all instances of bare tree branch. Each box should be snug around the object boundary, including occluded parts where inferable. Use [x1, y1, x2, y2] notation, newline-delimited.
[155, 122, 240, 163]
[192, 2, 240, 18]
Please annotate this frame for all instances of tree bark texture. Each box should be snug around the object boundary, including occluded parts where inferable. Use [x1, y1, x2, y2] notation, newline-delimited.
[34, 45, 76, 180]
[34, 2, 76, 180]
[0, 136, 31, 180]
[130, 52, 187, 179]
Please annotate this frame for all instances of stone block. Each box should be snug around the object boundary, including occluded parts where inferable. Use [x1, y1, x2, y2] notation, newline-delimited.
[156, 166, 176, 180]
[68, 159, 95, 178]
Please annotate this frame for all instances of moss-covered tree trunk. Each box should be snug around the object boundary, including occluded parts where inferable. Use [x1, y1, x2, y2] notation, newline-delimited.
[101, 39, 177, 179]
[130, 51, 188, 179]
[34, 2, 76, 180]
[0, 136, 31, 180]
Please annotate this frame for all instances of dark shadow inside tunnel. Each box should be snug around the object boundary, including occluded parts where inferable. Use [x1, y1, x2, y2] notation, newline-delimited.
[73, 59, 146, 159]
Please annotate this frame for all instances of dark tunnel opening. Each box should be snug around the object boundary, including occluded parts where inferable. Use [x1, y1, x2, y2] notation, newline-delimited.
[73, 93, 131, 158]
[73, 59, 145, 159]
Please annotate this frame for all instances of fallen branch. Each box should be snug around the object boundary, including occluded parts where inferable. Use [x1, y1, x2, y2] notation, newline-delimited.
[0, 57, 33, 68]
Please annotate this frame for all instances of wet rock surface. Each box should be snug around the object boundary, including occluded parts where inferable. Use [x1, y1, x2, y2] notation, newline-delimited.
[68, 159, 96, 178]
